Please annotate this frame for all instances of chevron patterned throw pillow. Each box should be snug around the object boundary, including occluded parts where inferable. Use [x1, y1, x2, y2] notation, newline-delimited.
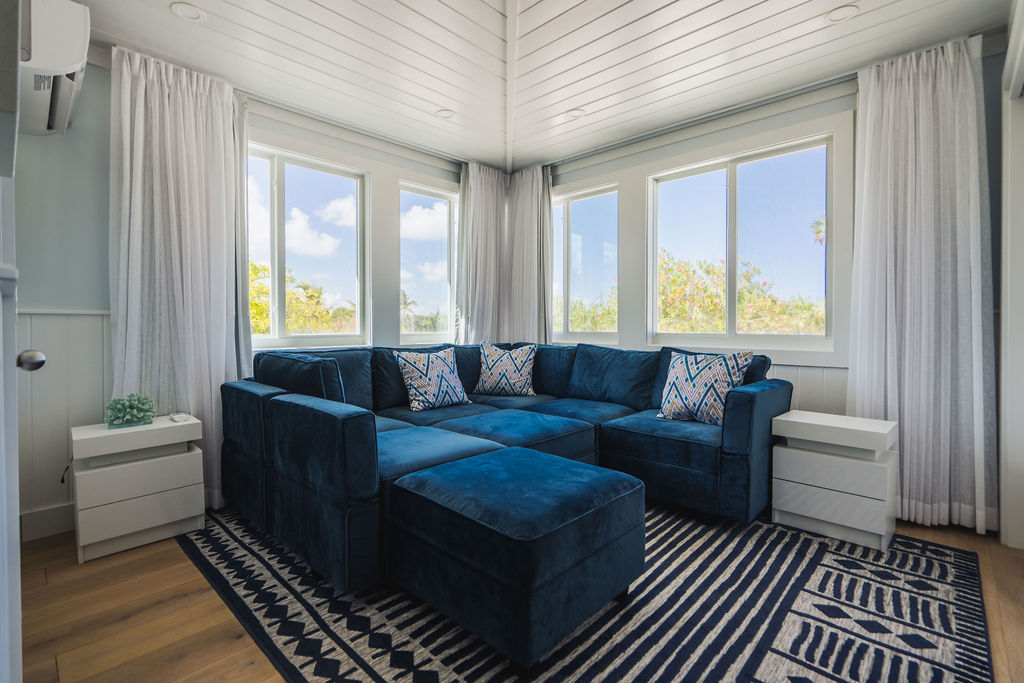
[474, 342, 537, 396]
[393, 347, 471, 411]
[659, 351, 753, 425]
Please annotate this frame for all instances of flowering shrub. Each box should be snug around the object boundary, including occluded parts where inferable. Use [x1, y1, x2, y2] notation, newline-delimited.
[249, 262, 357, 335]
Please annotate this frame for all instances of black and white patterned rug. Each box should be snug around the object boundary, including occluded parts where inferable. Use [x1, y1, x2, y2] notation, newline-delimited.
[177, 507, 993, 682]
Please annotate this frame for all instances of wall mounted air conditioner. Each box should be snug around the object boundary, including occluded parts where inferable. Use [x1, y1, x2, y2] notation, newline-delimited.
[18, 0, 90, 135]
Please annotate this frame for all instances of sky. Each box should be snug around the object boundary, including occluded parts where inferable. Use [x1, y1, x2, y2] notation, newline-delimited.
[657, 145, 827, 301]
[247, 157, 452, 328]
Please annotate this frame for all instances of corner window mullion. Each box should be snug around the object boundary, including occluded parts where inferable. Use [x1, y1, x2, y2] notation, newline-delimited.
[726, 162, 738, 338]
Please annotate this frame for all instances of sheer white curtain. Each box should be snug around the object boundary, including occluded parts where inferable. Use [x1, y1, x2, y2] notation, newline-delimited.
[847, 36, 997, 532]
[502, 165, 552, 342]
[110, 47, 247, 508]
[455, 162, 506, 343]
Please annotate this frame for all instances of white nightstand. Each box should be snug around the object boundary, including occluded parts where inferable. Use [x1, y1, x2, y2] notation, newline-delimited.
[771, 410, 899, 551]
[70, 415, 206, 563]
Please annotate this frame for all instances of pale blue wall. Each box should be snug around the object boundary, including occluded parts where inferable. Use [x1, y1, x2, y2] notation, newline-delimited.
[15, 63, 109, 311]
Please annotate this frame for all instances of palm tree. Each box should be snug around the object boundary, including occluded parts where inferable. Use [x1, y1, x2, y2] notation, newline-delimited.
[810, 216, 826, 246]
[399, 289, 416, 317]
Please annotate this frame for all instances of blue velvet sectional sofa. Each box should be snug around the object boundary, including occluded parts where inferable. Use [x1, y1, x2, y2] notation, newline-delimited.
[221, 342, 793, 594]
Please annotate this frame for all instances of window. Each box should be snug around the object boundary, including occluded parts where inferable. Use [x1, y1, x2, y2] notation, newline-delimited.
[247, 147, 364, 346]
[653, 141, 829, 341]
[551, 189, 618, 337]
[399, 186, 455, 341]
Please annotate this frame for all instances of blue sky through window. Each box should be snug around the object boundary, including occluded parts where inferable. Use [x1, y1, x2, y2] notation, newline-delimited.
[568, 191, 617, 305]
[400, 190, 451, 330]
[657, 147, 826, 302]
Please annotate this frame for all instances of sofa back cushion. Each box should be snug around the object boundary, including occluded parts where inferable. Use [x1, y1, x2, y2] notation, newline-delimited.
[253, 351, 345, 402]
[649, 346, 771, 409]
[372, 345, 450, 410]
[515, 343, 576, 397]
[306, 348, 374, 410]
[567, 344, 659, 410]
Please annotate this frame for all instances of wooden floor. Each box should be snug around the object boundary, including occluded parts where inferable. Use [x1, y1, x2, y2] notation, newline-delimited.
[20, 524, 1024, 682]
[20, 533, 280, 682]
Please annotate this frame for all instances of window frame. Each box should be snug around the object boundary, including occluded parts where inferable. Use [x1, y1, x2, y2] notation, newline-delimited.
[398, 182, 458, 346]
[550, 185, 620, 344]
[248, 143, 368, 350]
[648, 133, 842, 358]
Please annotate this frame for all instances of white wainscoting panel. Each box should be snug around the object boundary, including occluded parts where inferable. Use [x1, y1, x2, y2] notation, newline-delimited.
[17, 311, 111, 540]
[769, 364, 848, 415]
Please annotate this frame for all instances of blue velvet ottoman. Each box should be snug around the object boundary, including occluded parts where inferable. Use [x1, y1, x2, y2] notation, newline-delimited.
[388, 447, 646, 668]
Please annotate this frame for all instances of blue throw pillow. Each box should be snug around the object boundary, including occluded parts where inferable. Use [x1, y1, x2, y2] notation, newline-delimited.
[475, 342, 536, 395]
[659, 351, 752, 425]
[393, 347, 471, 411]
[253, 351, 345, 402]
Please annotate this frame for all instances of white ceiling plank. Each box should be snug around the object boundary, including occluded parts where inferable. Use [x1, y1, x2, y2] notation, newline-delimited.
[391, 0, 507, 55]
[210, 0, 505, 106]
[514, 0, 814, 109]
[506, 0, 519, 171]
[87, 4, 494, 133]
[87, 21, 505, 163]
[79, 0, 1012, 169]
[516, 0, 722, 80]
[517, 0, 591, 37]
[513, 0, 1004, 138]
[342, 0, 506, 74]
[513, 3, 1009, 163]
[435, 0, 508, 38]
[516, 0, 639, 58]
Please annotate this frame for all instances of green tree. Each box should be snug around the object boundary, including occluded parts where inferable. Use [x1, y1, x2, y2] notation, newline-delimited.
[248, 261, 357, 335]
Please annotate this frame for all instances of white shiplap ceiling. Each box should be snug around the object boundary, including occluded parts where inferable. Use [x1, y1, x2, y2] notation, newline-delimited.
[81, 0, 1010, 170]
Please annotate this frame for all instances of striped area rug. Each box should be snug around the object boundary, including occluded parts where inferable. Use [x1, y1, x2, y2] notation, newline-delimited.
[177, 507, 992, 682]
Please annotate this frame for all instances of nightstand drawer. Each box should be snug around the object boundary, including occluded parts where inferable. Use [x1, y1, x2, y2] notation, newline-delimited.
[74, 445, 204, 510]
[773, 479, 891, 535]
[76, 483, 205, 546]
[774, 445, 895, 500]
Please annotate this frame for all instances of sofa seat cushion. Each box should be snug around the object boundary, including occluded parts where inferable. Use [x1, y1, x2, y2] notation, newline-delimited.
[391, 448, 645, 588]
[376, 403, 497, 427]
[377, 427, 504, 486]
[600, 409, 722, 472]
[435, 409, 593, 461]
[523, 397, 636, 425]
[374, 416, 414, 433]
[468, 393, 556, 410]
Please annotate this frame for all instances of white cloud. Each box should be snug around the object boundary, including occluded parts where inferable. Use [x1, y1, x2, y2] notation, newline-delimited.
[285, 207, 340, 256]
[401, 202, 448, 241]
[400, 268, 413, 281]
[247, 175, 271, 264]
[316, 196, 357, 228]
[417, 260, 448, 283]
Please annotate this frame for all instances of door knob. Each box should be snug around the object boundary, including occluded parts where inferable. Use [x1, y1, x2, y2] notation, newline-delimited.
[16, 350, 46, 371]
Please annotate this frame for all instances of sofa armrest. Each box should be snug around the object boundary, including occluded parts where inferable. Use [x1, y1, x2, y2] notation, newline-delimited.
[221, 380, 288, 457]
[268, 394, 379, 503]
[721, 379, 794, 457]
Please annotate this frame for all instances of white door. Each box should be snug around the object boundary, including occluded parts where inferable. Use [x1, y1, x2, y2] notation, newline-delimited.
[0, 176, 20, 681]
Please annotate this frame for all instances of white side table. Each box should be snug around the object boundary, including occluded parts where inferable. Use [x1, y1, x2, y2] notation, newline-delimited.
[771, 410, 899, 551]
[70, 415, 205, 562]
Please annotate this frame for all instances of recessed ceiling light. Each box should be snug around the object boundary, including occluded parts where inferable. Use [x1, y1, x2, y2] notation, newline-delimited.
[435, 108, 455, 119]
[826, 4, 859, 23]
[567, 108, 586, 119]
[170, 2, 207, 22]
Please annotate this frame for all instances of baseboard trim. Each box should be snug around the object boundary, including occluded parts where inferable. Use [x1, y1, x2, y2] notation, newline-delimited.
[21, 503, 74, 541]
